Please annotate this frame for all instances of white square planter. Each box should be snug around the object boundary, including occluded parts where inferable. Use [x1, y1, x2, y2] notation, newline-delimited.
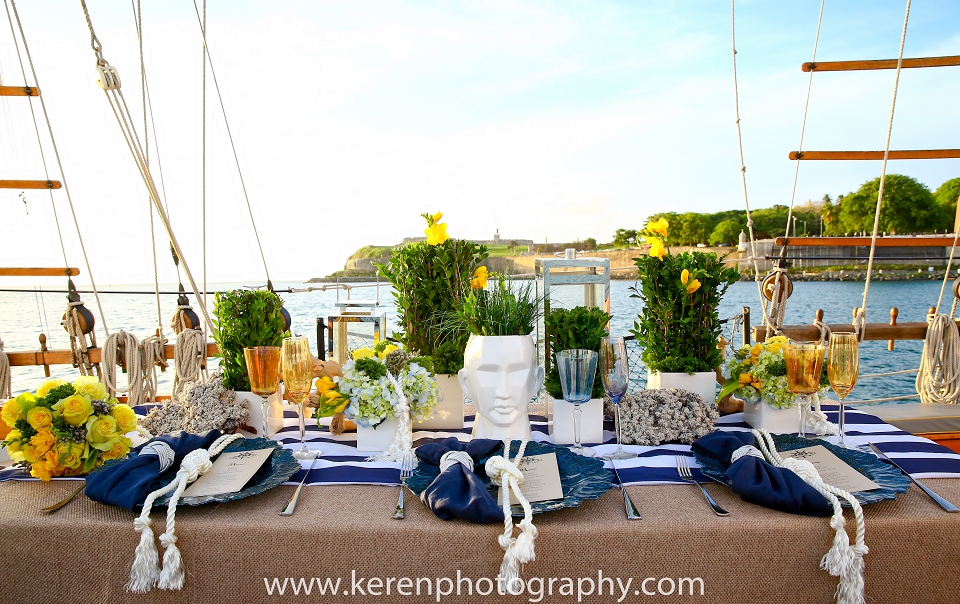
[356, 416, 406, 453]
[646, 371, 717, 404]
[741, 398, 800, 434]
[235, 391, 285, 440]
[547, 395, 604, 445]
[414, 374, 464, 430]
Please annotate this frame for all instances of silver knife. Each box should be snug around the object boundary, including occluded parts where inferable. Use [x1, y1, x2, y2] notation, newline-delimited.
[279, 454, 319, 516]
[868, 443, 958, 512]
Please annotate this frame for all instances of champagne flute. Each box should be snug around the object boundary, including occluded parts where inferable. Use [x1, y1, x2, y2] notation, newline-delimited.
[556, 349, 598, 457]
[784, 341, 825, 439]
[283, 336, 318, 460]
[244, 346, 281, 440]
[599, 337, 636, 460]
[827, 332, 859, 448]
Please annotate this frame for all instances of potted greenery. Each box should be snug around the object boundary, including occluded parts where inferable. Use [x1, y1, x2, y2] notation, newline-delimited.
[377, 212, 487, 429]
[212, 289, 290, 436]
[449, 274, 544, 440]
[543, 306, 611, 444]
[630, 217, 739, 403]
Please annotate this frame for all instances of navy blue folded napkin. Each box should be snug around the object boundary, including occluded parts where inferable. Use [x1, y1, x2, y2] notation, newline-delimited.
[415, 437, 505, 524]
[86, 430, 221, 511]
[692, 431, 831, 516]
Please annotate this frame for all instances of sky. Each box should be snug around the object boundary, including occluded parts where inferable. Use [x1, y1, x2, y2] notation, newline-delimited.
[0, 0, 958, 286]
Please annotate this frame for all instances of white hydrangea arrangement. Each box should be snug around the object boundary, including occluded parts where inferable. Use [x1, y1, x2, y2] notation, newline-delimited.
[338, 349, 441, 428]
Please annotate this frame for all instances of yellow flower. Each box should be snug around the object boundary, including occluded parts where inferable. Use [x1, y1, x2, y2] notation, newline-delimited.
[1, 398, 24, 428]
[648, 238, 667, 261]
[30, 461, 52, 482]
[750, 343, 764, 359]
[29, 429, 56, 456]
[751, 380, 762, 390]
[763, 336, 790, 354]
[432, 212, 443, 224]
[647, 217, 669, 238]
[54, 394, 94, 426]
[111, 404, 138, 433]
[315, 376, 337, 395]
[73, 376, 107, 401]
[86, 415, 119, 450]
[5, 430, 23, 459]
[54, 440, 87, 469]
[679, 269, 701, 294]
[738, 373, 753, 385]
[43, 449, 65, 477]
[36, 379, 67, 398]
[26, 406, 53, 431]
[471, 266, 488, 289]
[351, 348, 375, 361]
[377, 344, 400, 360]
[425, 222, 449, 246]
[101, 436, 131, 461]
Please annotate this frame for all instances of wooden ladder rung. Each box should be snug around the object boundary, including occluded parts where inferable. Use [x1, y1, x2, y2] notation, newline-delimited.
[802, 55, 960, 72]
[0, 267, 79, 277]
[789, 150, 960, 161]
[0, 85, 39, 96]
[0, 179, 62, 189]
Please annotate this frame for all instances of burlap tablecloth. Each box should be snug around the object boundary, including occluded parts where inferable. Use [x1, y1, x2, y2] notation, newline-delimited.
[1, 478, 958, 603]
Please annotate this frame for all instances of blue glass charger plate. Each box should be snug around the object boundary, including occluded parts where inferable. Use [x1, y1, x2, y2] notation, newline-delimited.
[96, 437, 301, 507]
[692, 434, 911, 506]
[405, 440, 612, 517]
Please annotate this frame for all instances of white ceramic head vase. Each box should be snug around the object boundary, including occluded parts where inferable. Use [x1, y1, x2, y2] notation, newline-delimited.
[458, 335, 544, 441]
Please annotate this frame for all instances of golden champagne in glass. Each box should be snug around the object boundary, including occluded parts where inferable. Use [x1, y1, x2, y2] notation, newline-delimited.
[244, 346, 281, 439]
[784, 342, 824, 438]
[283, 336, 318, 459]
[827, 332, 859, 448]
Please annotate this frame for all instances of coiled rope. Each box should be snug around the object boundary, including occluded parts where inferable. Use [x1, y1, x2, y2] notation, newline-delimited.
[916, 314, 960, 404]
[102, 331, 144, 406]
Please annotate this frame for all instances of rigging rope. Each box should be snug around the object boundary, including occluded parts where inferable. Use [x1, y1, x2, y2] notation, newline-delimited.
[141, 332, 167, 404]
[916, 314, 960, 404]
[857, 0, 912, 342]
[190, 0, 271, 285]
[78, 0, 216, 337]
[8, 0, 110, 338]
[63, 297, 98, 377]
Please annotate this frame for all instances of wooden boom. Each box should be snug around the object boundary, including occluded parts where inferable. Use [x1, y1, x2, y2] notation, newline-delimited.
[802, 55, 960, 72]
[789, 150, 960, 161]
[6, 342, 220, 367]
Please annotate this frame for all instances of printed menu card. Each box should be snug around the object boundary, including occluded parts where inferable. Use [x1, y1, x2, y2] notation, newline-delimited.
[780, 445, 880, 493]
[498, 452, 564, 506]
[182, 448, 274, 498]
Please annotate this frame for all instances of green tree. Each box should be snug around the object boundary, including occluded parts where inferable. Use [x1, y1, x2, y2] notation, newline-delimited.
[709, 219, 742, 246]
[934, 177, 960, 228]
[582, 237, 598, 250]
[678, 212, 713, 245]
[838, 174, 947, 234]
[613, 228, 639, 247]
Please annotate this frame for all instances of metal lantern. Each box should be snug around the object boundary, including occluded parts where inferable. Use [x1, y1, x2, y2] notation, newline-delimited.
[536, 252, 611, 374]
[326, 299, 387, 365]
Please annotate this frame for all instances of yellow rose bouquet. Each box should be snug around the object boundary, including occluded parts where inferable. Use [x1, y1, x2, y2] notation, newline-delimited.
[1, 376, 135, 481]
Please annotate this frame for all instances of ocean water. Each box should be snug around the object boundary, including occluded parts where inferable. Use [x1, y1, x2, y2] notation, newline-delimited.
[1, 279, 947, 404]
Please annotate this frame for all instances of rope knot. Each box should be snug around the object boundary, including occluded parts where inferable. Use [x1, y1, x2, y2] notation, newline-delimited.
[439, 450, 474, 474]
[140, 441, 175, 472]
[178, 449, 212, 482]
[158, 533, 177, 547]
[730, 445, 762, 464]
[485, 455, 523, 487]
[133, 516, 151, 532]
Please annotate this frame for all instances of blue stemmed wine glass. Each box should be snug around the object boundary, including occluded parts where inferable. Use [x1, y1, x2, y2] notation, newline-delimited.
[599, 337, 636, 461]
[556, 349, 598, 457]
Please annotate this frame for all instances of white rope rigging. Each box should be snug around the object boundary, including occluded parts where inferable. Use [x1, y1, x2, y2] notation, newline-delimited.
[7, 0, 110, 338]
[102, 330, 144, 406]
[79, 0, 215, 337]
[0, 337, 11, 399]
[485, 440, 537, 596]
[368, 371, 415, 463]
[190, 0, 272, 285]
[126, 433, 242, 593]
[63, 300, 98, 377]
[141, 333, 168, 405]
[752, 429, 866, 604]
[172, 324, 205, 402]
[857, 0, 912, 342]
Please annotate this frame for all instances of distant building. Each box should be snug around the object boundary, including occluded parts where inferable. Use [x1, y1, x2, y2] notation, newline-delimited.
[402, 229, 534, 247]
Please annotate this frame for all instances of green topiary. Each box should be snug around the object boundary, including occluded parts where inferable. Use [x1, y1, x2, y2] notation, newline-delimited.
[212, 289, 290, 391]
[544, 306, 611, 399]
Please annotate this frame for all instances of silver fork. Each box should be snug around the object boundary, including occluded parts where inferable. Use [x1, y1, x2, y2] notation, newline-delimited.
[676, 456, 729, 516]
[393, 452, 413, 519]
